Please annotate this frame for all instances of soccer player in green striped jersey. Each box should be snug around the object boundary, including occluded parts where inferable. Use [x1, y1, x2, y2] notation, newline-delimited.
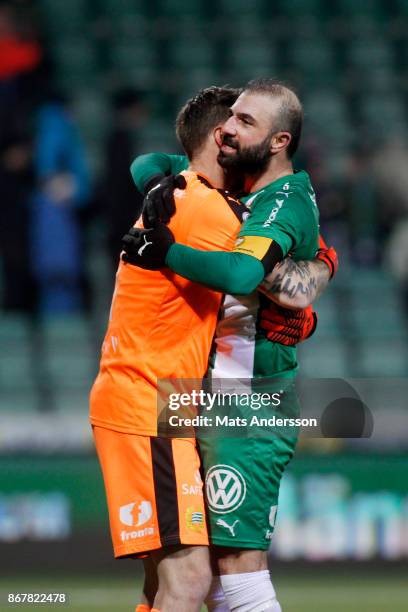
[124, 79, 336, 612]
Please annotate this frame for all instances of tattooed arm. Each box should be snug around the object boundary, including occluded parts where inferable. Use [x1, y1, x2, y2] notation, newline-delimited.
[258, 257, 330, 310]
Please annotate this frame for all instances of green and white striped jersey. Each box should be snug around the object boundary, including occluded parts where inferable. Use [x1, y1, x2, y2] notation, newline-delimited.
[131, 154, 319, 381]
[210, 170, 319, 381]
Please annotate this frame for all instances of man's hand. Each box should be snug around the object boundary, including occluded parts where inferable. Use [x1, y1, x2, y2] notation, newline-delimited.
[121, 224, 175, 270]
[142, 174, 187, 228]
[260, 302, 317, 346]
[316, 235, 338, 279]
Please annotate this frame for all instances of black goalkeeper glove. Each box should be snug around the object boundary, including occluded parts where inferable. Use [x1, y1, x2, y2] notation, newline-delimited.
[121, 224, 175, 270]
[142, 173, 187, 228]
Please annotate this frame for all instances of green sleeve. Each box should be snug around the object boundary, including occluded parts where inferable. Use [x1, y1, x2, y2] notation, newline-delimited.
[166, 244, 264, 295]
[130, 153, 188, 193]
[240, 189, 316, 258]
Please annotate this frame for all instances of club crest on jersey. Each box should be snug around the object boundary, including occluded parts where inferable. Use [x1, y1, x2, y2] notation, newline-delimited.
[186, 507, 205, 532]
[205, 465, 247, 514]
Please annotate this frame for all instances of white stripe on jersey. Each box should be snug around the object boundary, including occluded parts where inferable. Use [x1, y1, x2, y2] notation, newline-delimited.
[210, 293, 259, 386]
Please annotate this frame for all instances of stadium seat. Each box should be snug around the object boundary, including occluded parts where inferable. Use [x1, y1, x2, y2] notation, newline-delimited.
[217, 14, 267, 38]
[167, 37, 216, 70]
[227, 36, 275, 68]
[369, 94, 406, 123]
[0, 315, 36, 392]
[224, 38, 278, 84]
[349, 286, 403, 312]
[347, 268, 395, 292]
[174, 66, 222, 94]
[52, 38, 100, 88]
[39, 0, 90, 36]
[110, 40, 158, 87]
[108, 14, 150, 42]
[40, 315, 91, 345]
[360, 94, 407, 134]
[0, 345, 36, 392]
[347, 39, 394, 70]
[351, 305, 406, 338]
[298, 337, 350, 378]
[288, 15, 324, 37]
[303, 91, 352, 151]
[336, 0, 386, 18]
[359, 338, 408, 377]
[276, 0, 325, 18]
[395, 0, 408, 16]
[73, 91, 110, 144]
[54, 390, 90, 413]
[216, 0, 267, 18]
[288, 39, 336, 87]
[0, 391, 39, 413]
[170, 67, 226, 118]
[99, 0, 148, 19]
[305, 91, 348, 124]
[355, 67, 397, 94]
[138, 120, 178, 153]
[0, 314, 32, 344]
[224, 66, 278, 88]
[313, 297, 342, 337]
[156, 0, 207, 19]
[44, 347, 97, 390]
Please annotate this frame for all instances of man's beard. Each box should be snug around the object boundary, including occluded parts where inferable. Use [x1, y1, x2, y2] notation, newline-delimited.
[217, 133, 273, 175]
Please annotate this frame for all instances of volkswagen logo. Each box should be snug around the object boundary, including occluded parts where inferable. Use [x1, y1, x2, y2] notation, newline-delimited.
[205, 464, 247, 514]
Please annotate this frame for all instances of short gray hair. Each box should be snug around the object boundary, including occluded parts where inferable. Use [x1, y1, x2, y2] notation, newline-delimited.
[244, 78, 303, 158]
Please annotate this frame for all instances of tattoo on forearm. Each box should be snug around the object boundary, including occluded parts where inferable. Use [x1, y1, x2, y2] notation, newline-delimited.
[262, 259, 329, 302]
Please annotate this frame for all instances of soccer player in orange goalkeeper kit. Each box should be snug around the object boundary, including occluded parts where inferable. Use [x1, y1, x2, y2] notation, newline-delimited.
[91, 84, 337, 612]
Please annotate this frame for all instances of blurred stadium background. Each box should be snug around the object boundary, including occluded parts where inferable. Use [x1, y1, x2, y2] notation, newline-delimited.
[0, 0, 408, 610]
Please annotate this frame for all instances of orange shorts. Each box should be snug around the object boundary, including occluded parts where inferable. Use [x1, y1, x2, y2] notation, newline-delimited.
[92, 426, 209, 558]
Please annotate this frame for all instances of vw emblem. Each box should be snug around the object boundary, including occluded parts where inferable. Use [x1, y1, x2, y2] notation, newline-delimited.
[205, 464, 246, 514]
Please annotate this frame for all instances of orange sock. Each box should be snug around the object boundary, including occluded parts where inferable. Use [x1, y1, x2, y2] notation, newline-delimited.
[135, 605, 151, 612]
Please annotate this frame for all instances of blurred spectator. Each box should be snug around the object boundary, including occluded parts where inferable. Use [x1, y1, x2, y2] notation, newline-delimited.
[358, 137, 408, 279]
[371, 136, 408, 228]
[30, 91, 90, 315]
[346, 144, 379, 266]
[386, 219, 408, 316]
[0, 3, 42, 135]
[0, 132, 36, 312]
[100, 87, 146, 270]
[299, 138, 350, 261]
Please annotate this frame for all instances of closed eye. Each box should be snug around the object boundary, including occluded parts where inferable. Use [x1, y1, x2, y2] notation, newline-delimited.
[236, 113, 254, 126]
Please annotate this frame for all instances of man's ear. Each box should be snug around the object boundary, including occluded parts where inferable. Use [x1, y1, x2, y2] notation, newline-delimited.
[271, 131, 291, 154]
[214, 126, 223, 148]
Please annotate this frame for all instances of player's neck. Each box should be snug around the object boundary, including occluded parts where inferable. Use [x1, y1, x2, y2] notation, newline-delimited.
[189, 155, 226, 189]
[247, 157, 293, 193]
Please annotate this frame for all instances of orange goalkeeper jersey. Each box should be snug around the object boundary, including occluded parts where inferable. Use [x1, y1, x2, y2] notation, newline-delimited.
[89, 171, 244, 435]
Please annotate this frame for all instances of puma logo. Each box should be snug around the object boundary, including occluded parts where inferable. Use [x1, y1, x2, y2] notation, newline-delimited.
[137, 234, 153, 256]
[216, 518, 239, 537]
